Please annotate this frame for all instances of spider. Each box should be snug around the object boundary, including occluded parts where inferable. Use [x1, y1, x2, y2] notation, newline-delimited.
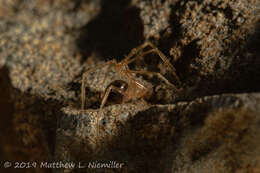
[81, 42, 181, 146]
[81, 41, 181, 110]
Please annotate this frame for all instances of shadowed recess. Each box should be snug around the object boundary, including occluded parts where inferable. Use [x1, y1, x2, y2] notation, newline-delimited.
[174, 39, 200, 80]
[76, 0, 144, 61]
[0, 67, 15, 165]
[0, 67, 62, 173]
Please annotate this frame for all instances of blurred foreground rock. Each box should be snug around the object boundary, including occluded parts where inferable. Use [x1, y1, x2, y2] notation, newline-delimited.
[55, 93, 260, 172]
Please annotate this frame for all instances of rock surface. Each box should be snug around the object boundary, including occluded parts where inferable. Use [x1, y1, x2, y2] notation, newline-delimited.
[0, 0, 259, 173]
[56, 93, 260, 172]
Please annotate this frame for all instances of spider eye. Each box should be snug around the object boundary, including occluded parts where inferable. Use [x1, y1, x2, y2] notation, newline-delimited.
[119, 82, 128, 91]
[120, 84, 126, 90]
[110, 80, 128, 91]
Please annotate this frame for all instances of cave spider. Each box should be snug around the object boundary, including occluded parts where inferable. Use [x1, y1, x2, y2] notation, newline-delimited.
[81, 41, 181, 110]
[81, 42, 181, 145]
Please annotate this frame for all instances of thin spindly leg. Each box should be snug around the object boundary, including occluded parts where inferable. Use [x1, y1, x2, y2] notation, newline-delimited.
[143, 42, 181, 84]
[100, 85, 122, 108]
[125, 48, 161, 65]
[122, 41, 155, 62]
[81, 59, 117, 110]
[97, 85, 123, 145]
[129, 70, 180, 92]
[123, 42, 181, 84]
[123, 41, 159, 62]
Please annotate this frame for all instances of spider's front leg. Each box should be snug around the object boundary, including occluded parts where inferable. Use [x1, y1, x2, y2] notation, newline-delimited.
[100, 85, 125, 109]
[81, 59, 117, 110]
[97, 84, 126, 145]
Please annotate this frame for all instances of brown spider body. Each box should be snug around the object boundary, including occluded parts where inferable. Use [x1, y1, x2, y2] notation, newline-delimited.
[123, 79, 153, 102]
[102, 79, 153, 108]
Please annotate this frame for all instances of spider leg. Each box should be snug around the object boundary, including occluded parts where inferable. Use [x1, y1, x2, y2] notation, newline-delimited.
[125, 49, 159, 65]
[97, 85, 124, 146]
[129, 70, 180, 92]
[123, 41, 160, 61]
[100, 85, 124, 109]
[81, 59, 117, 110]
[123, 42, 181, 85]
[122, 41, 156, 62]
[143, 42, 181, 84]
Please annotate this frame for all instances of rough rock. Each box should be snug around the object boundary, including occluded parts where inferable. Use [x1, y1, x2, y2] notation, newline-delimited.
[56, 93, 260, 172]
[0, 0, 259, 173]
